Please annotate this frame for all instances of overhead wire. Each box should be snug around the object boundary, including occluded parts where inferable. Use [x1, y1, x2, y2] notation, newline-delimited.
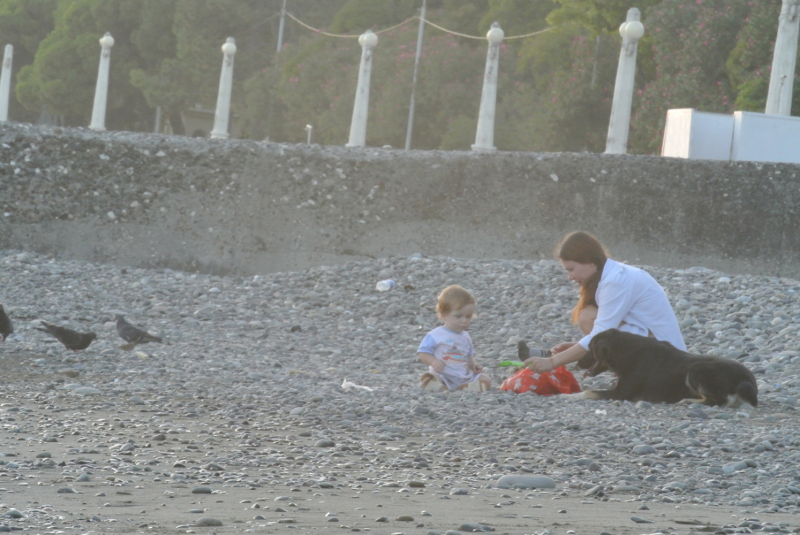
[283, 11, 551, 41]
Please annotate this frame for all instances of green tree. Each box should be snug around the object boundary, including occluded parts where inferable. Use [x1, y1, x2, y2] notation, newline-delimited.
[500, 26, 617, 152]
[329, 0, 417, 34]
[436, 0, 490, 36]
[130, 0, 277, 135]
[726, 1, 792, 113]
[0, 0, 57, 121]
[374, 30, 487, 149]
[480, 0, 552, 36]
[16, 0, 152, 128]
[548, 0, 661, 36]
[629, 0, 750, 154]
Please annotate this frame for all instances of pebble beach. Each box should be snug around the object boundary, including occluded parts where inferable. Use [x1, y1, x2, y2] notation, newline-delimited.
[1, 249, 800, 535]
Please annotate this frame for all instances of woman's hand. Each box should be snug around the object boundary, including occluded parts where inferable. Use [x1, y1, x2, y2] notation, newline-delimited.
[523, 356, 554, 374]
[552, 342, 576, 354]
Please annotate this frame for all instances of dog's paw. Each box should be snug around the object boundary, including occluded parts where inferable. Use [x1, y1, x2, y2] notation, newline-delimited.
[560, 391, 589, 401]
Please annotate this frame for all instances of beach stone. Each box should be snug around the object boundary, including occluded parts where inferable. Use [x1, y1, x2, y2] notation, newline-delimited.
[315, 439, 335, 447]
[195, 517, 223, 527]
[459, 523, 495, 532]
[496, 475, 556, 489]
[584, 485, 604, 496]
[449, 488, 469, 495]
[71, 387, 102, 396]
[723, 461, 749, 473]
[191, 486, 213, 494]
[632, 445, 656, 455]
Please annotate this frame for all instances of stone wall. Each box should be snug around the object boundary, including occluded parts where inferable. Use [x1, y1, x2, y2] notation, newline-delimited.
[1, 123, 798, 277]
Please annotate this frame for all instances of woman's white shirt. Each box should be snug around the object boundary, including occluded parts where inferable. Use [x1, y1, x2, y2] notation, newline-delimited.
[577, 258, 686, 351]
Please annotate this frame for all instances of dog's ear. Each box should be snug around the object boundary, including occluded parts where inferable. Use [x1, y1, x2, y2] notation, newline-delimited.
[594, 337, 612, 362]
[577, 352, 595, 370]
[586, 336, 612, 377]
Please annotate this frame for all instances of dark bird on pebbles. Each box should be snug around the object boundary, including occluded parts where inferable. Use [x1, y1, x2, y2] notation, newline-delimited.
[115, 315, 163, 349]
[36, 321, 97, 351]
[0, 305, 13, 342]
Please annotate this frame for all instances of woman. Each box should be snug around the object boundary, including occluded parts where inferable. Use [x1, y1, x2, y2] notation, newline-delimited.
[524, 231, 686, 373]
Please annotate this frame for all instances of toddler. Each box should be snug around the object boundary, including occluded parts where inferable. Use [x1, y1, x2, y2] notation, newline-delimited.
[417, 285, 491, 392]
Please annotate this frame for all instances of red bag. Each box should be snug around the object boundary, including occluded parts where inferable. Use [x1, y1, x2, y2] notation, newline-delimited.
[500, 366, 581, 396]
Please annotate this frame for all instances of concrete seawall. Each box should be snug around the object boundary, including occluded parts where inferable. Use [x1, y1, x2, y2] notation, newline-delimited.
[1, 123, 798, 277]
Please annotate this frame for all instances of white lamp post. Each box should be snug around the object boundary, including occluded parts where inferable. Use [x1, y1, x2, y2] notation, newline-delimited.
[472, 22, 504, 152]
[210, 37, 237, 140]
[605, 8, 644, 154]
[89, 32, 114, 131]
[0, 44, 13, 122]
[346, 29, 378, 148]
[766, 0, 800, 115]
[305, 124, 313, 144]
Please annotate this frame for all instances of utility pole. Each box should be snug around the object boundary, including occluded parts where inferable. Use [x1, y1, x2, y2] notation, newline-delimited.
[404, 0, 426, 150]
[276, 0, 287, 52]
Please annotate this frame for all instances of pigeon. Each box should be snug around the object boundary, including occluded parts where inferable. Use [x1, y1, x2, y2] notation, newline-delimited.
[115, 315, 163, 348]
[0, 305, 13, 342]
[36, 321, 97, 351]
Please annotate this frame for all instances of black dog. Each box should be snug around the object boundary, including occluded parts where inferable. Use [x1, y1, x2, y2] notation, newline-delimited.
[567, 329, 757, 407]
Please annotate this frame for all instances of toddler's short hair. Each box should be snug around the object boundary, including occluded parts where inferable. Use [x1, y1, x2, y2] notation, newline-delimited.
[436, 285, 476, 317]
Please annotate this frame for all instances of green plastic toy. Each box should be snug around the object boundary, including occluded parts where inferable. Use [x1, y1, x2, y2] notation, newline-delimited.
[497, 360, 526, 367]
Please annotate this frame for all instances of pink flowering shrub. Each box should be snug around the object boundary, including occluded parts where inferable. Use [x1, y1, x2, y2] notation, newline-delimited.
[630, 0, 750, 153]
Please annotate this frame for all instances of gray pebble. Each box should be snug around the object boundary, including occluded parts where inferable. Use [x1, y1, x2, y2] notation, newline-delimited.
[458, 523, 494, 532]
[194, 517, 223, 527]
[496, 475, 555, 489]
[70, 387, 102, 396]
[723, 461, 750, 473]
[632, 445, 656, 455]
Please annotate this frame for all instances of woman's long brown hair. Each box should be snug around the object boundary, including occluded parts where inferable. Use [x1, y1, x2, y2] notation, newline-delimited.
[556, 231, 608, 323]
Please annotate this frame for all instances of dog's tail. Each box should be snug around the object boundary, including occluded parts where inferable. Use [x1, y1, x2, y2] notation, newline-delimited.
[736, 381, 758, 407]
